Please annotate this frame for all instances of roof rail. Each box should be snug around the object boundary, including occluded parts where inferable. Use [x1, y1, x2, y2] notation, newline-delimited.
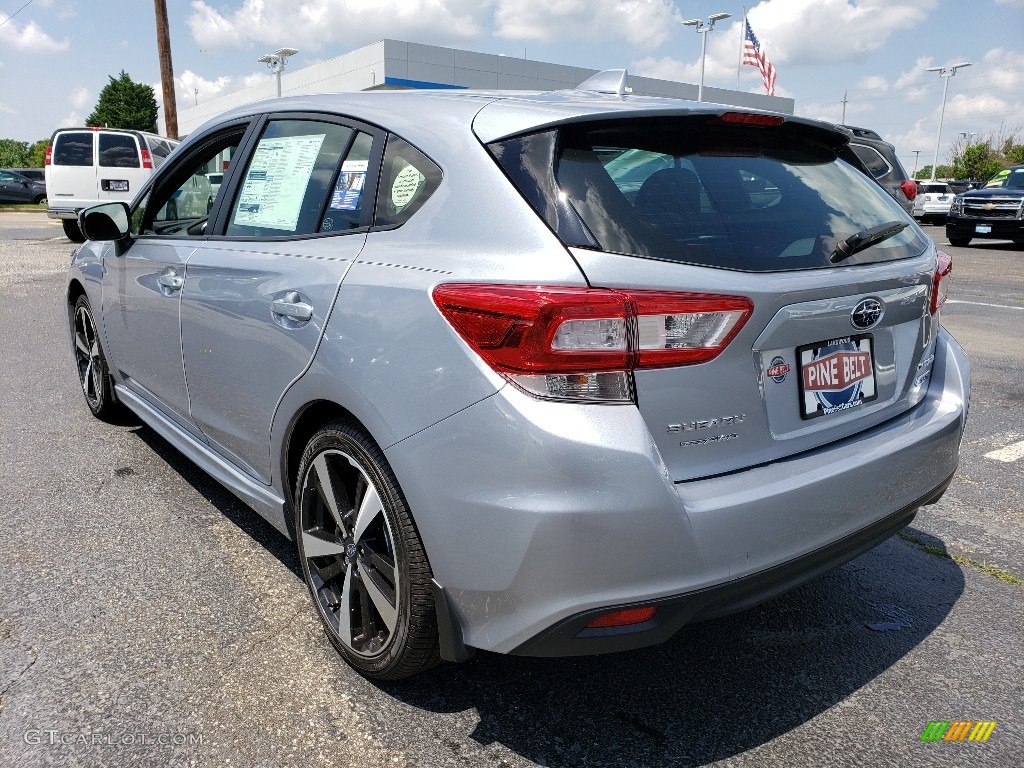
[575, 69, 632, 96]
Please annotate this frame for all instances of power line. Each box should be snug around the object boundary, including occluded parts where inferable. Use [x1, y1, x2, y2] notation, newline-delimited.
[0, 0, 35, 28]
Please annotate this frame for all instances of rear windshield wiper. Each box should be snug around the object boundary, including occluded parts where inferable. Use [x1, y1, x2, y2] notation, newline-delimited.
[830, 220, 908, 264]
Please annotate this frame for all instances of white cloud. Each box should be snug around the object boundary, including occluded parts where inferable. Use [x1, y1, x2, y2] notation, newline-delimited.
[59, 111, 83, 128]
[856, 75, 888, 94]
[495, 0, 680, 48]
[187, 0, 487, 51]
[176, 69, 235, 102]
[69, 87, 90, 110]
[0, 102, 17, 115]
[743, 0, 939, 66]
[0, 14, 69, 51]
[982, 47, 1024, 93]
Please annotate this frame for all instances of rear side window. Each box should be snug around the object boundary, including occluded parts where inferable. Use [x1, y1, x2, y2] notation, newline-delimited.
[98, 134, 140, 168]
[490, 117, 927, 272]
[849, 144, 891, 179]
[373, 135, 442, 228]
[53, 132, 94, 166]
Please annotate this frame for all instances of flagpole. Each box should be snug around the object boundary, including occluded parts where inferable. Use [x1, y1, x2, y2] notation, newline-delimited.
[737, 9, 746, 89]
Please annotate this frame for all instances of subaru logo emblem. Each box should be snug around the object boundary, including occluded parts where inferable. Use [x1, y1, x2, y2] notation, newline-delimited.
[851, 298, 884, 330]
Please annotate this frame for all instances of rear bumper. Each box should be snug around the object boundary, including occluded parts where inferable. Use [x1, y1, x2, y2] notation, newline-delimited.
[387, 329, 969, 655]
[946, 217, 1024, 240]
[512, 475, 949, 656]
[47, 208, 80, 220]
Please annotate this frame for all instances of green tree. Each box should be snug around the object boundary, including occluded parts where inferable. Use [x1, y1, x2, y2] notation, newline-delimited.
[952, 144, 1002, 182]
[0, 139, 31, 167]
[915, 164, 953, 180]
[86, 71, 158, 132]
[1006, 143, 1024, 165]
[29, 139, 49, 167]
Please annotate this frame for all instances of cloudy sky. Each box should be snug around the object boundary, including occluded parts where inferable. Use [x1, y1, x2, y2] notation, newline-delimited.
[1, 0, 1021, 172]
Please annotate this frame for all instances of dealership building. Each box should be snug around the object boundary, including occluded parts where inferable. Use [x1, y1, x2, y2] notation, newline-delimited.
[177, 38, 794, 136]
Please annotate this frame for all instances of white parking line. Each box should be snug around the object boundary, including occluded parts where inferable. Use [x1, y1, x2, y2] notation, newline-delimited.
[985, 440, 1024, 463]
[946, 300, 1024, 311]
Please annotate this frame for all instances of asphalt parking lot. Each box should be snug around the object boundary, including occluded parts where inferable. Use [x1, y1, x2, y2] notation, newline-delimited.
[1, 211, 1022, 767]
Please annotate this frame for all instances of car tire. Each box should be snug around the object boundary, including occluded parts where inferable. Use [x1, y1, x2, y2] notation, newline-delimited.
[294, 420, 440, 680]
[71, 295, 119, 420]
[948, 236, 971, 247]
[63, 218, 85, 243]
[33, 194, 46, 205]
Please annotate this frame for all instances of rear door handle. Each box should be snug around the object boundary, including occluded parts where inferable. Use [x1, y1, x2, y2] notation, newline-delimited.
[271, 297, 313, 321]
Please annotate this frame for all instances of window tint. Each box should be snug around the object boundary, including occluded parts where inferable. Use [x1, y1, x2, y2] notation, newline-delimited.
[53, 132, 94, 166]
[319, 131, 373, 233]
[135, 131, 243, 237]
[849, 144, 891, 179]
[373, 135, 442, 228]
[491, 117, 927, 272]
[98, 134, 141, 168]
[0, 172, 16, 182]
[227, 120, 357, 238]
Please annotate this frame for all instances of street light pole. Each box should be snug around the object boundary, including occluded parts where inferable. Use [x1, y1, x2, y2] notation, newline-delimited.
[258, 48, 300, 98]
[925, 62, 971, 181]
[912, 150, 921, 179]
[682, 12, 731, 102]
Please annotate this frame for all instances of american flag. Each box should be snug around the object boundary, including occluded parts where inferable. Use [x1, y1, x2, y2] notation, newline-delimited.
[743, 18, 777, 96]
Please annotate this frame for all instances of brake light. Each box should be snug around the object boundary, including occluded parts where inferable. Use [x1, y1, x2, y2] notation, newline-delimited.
[433, 284, 752, 402]
[140, 148, 153, 169]
[901, 179, 918, 201]
[716, 112, 784, 126]
[44, 145, 52, 166]
[930, 250, 952, 315]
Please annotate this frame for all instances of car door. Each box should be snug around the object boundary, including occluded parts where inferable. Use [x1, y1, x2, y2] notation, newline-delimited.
[99, 122, 254, 438]
[180, 116, 380, 483]
[0, 171, 32, 202]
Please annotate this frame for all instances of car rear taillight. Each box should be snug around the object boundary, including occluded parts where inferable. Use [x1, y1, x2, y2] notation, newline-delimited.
[44, 145, 52, 166]
[716, 112, 784, 126]
[433, 284, 753, 402]
[140, 148, 153, 169]
[901, 179, 918, 201]
[930, 250, 952, 315]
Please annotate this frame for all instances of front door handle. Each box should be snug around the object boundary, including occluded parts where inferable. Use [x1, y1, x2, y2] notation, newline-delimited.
[271, 296, 313, 321]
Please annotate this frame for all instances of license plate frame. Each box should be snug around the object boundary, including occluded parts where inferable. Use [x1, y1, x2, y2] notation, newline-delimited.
[975, 224, 992, 234]
[103, 179, 129, 192]
[798, 334, 877, 420]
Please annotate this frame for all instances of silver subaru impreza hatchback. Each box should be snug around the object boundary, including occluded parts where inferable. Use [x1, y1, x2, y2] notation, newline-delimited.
[67, 73, 969, 680]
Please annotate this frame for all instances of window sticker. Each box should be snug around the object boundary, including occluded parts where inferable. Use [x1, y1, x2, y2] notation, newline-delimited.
[391, 163, 425, 211]
[329, 160, 367, 211]
[233, 134, 326, 230]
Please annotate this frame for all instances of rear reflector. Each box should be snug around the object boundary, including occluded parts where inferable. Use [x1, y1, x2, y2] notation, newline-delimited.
[586, 606, 658, 629]
[930, 250, 952, 315]
[433, 284, 753, 402]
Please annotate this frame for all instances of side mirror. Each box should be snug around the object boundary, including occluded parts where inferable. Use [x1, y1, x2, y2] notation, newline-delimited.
[81, 202, 130, 242]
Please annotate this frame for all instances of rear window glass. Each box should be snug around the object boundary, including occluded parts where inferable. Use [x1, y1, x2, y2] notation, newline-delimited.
[98, 134, 140, 168]
[490, 117, 927, 272]
[53, 132, 94, 166]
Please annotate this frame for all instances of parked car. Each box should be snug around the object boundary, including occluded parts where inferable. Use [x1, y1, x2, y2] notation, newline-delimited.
[840, 125, 918, 214]
[4, 167, 45, 182]
[0, 169, 47, 204]
[913, 181, 955, 222]
[45, 127, 178, 242]
[946, 164, 1024, 246]
[68, 76, 969, 680]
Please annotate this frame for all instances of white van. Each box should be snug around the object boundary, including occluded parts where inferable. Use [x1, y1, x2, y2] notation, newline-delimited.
[45, 128, 178, 241]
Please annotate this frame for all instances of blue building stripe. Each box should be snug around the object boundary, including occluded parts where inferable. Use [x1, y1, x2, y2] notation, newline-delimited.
[383, 76, 466, 90]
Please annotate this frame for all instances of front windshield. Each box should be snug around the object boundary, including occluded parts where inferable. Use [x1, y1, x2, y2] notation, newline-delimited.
[984, 167, 1024, 189]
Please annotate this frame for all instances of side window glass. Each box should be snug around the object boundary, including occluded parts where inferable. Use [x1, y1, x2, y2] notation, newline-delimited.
[138, 132, 243, 237]
[227, 120, 355, 238]
[99, 134, 141, 168]
[319, 131, 372, 233]
[850, 145, 890, 179]
[374, 135, 443, 228]
[53, 132, 94, 166]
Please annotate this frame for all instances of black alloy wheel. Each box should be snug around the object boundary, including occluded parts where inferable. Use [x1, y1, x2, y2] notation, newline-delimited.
[72, 295, 117, 420]
[295, 420, 439, 680]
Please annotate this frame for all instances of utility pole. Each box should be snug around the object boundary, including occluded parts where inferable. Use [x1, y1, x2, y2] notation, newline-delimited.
[912, 150, 921, 178]
[154, 0, 178, 139]
[840, 91, 848, 125]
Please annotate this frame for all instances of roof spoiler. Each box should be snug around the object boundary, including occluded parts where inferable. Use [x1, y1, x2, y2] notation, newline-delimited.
[575, 69, 632, 96]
